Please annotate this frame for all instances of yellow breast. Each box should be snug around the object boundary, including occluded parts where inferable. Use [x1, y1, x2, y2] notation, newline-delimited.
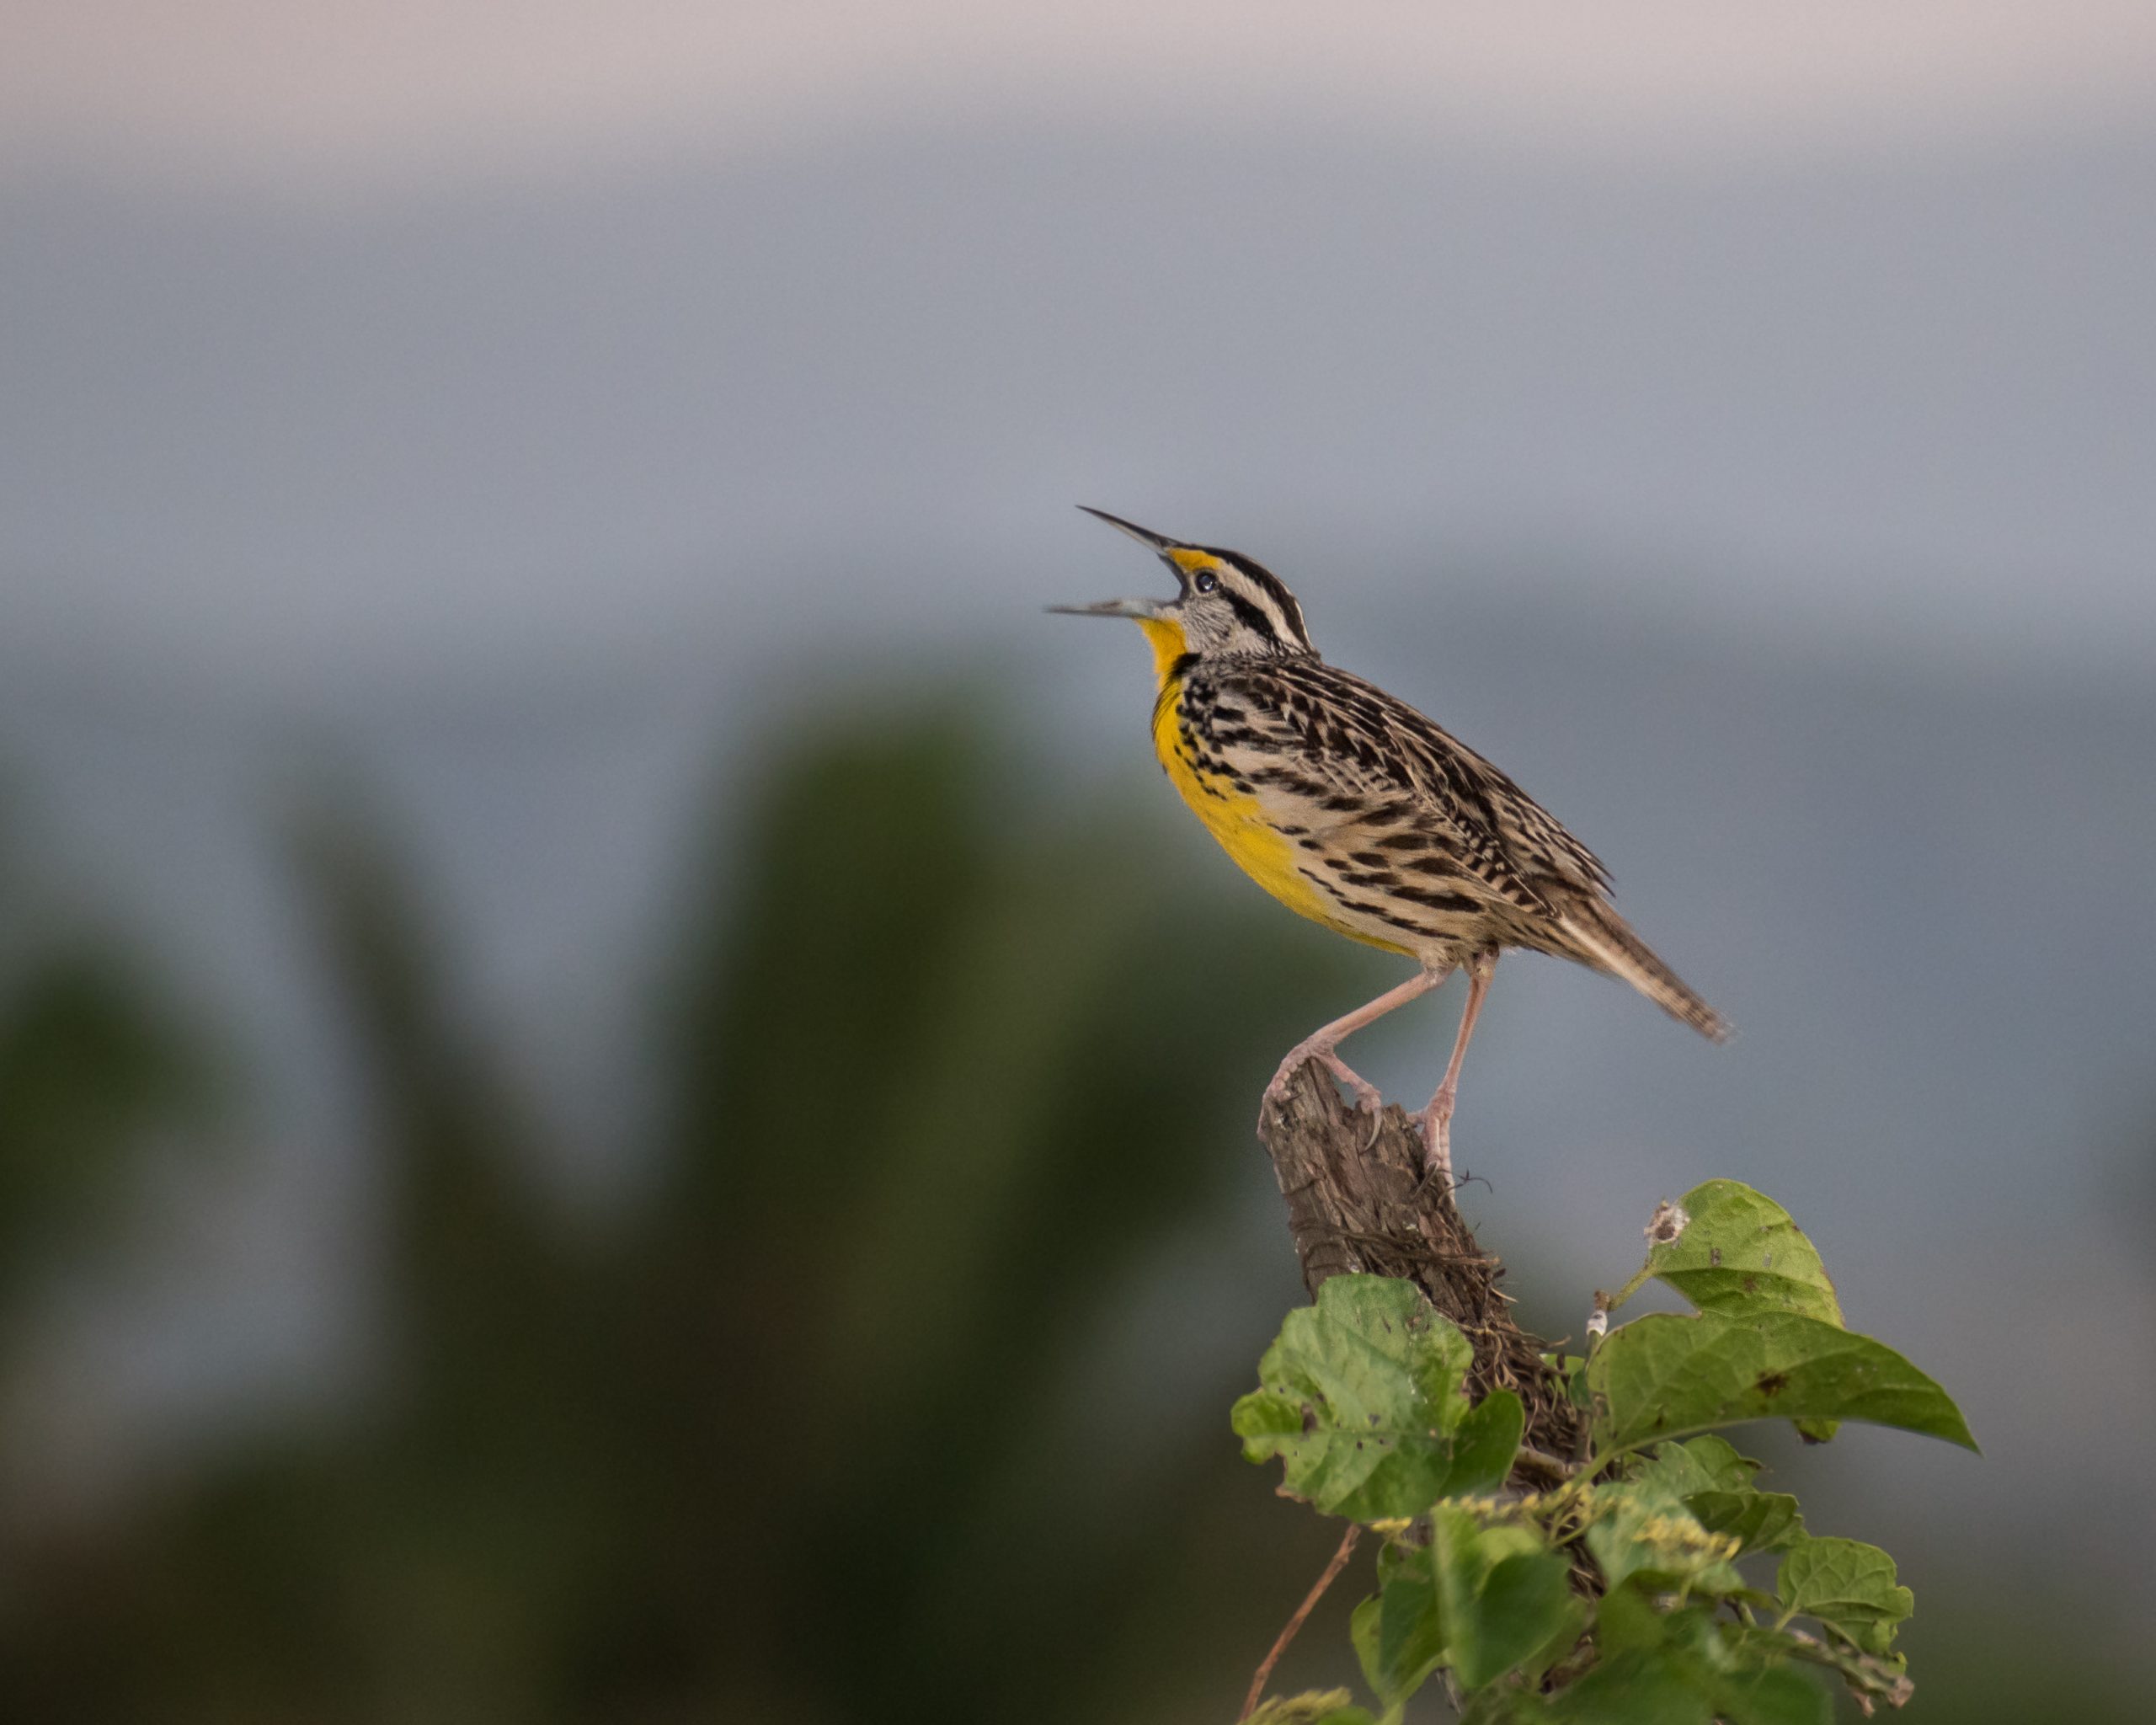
[1138, 618, 1412, 956]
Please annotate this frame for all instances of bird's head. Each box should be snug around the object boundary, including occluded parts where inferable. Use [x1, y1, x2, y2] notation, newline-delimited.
[1050, 508, 1315, 676]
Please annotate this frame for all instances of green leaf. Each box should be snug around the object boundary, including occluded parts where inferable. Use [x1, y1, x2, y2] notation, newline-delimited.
[1649, 1180, 1844, 1326]
[1378, 1577, 1445, 1702]
[1587, 1311, 1977, 1453]
[1445, 1388, 1527, 1497]
[1631, 1434, 1758, 1498]
[1641, 1182, 1851, 1444]
[1481, 1554, 1588, 1685]
[1245, 1690, 1377, 1725]
[1350, 1578, 1444, 1709]
[1631, 1437, 1806, 1551]
[1232, 1276, 1522, 1520]
[1778, 1536, 1914, 1656]
[1430, 1503, 1581, 1691]
[1348, 1593, 1385, 1698]
[1687, 1488, 1806, 1553]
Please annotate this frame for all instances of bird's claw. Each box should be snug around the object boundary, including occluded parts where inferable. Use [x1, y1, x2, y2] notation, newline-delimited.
[1412, 1093, 1456, 1186]
[1327, 1063, 1390, 1148]
[1260, 1044, 1390, 1140]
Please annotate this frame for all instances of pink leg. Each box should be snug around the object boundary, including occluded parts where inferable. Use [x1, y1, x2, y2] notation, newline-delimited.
[1262, 966, 1449, 1121]
[1415, 950, 1497, 1182]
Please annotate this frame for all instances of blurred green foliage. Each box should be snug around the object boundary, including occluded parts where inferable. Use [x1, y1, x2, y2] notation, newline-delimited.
[0, 816, 212, 1311]
[0, 704, 1359, 1723]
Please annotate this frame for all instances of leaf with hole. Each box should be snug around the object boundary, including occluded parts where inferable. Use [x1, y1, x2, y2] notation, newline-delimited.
[1648, 1180, 1844, 1326]
[1644, 1182, 1851, 1441]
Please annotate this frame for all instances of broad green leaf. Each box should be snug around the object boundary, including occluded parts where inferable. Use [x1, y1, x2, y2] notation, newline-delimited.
[1445, 1388, 1527, 1497]
[1649, 1180, 1844, 1325]
[1582, 1485, 1743, 1594]
[1232, 1276, 1522, 1519]
[1778, 1536, 1913, 1656]
[1588, 1311, 1977, 1453]
[1431, 1504, 1579, 1691]
[1687, 1488, 1806, 1553]
[1350, 1578, 1444, 1709]
[1245, 1690, 1377, 1725]
[1479, 1554, 1588, 1686]
[1377, 1578, 1442, 1699]
[1631, 1434, 1757, 1498]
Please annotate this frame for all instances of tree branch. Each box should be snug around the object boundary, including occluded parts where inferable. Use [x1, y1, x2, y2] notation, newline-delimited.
[1237, 1522, 1362, 1722]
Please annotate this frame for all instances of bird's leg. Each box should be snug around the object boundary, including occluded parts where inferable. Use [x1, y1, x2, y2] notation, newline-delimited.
[1262, 966, 1449, 1124]
[1414, 950, 1497, 1182]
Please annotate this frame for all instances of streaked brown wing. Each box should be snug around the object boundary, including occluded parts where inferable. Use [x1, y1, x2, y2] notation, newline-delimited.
[1206, 658, 1613, 916]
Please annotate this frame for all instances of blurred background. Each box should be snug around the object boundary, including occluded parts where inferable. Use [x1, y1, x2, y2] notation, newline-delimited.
[4, 3, 2154, 1718]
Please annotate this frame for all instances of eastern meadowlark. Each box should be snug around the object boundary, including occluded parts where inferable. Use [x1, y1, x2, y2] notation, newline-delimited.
[1053, 508, 1726, 1179]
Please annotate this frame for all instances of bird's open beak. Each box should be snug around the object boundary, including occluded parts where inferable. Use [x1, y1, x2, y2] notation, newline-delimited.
[1045, 596, 1166, 619]
[1049, 506, 1185, 617]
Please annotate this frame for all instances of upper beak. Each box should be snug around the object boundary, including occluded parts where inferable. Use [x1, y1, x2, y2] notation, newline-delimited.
[1048, 506, 1182, 617]
[1075, 505, 1181, 553]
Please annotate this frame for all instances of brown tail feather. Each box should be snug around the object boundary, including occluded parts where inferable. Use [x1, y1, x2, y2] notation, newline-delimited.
[1558, 904, 1729, 1042]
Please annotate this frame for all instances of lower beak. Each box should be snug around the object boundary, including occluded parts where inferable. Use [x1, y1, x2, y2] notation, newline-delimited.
[1045, 597, 1166, 619]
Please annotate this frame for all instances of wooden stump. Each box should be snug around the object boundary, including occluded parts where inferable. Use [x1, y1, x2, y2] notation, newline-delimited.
[1256, 1060, 1582, 1479]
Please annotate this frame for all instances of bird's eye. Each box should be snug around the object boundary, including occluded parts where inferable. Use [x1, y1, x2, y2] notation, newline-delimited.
[1193, 570, 1219, 594]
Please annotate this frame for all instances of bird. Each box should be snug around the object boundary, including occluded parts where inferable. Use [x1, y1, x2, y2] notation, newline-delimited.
[1050, 507, 1726, 1180]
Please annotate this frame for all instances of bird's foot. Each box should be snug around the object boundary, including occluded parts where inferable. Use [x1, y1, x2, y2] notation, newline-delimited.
[1318, 1050, 1386, 1117]
[1412, 1085, 1457, 1186]
[1261, 1040, 1388, 1133]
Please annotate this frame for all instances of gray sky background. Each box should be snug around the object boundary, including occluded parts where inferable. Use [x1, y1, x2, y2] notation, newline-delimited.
[5, 2, 2156, 698]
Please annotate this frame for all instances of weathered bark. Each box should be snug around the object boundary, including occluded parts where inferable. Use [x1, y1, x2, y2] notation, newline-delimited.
[1256, 1060, 1582, 1477]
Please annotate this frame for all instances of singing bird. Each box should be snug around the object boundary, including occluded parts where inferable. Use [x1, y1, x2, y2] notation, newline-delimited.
[1052, 508, 1726, 1178]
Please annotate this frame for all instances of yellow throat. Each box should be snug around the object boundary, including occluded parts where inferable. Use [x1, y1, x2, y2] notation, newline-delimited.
[1136, 617, 1411, 954]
